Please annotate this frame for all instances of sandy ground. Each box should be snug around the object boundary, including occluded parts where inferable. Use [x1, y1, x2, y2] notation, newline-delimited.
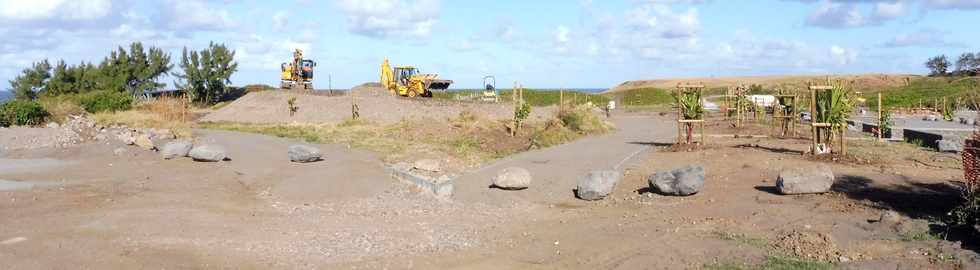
[201, 87, 556, 124]
[2, 111, 979, 269]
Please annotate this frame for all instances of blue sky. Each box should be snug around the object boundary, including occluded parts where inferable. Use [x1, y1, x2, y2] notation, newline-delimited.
[0, 0, 978, 90]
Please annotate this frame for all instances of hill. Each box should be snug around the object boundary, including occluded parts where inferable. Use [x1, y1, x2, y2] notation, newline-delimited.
[0, 91, 12, 102]
[605, 74, 919, 93]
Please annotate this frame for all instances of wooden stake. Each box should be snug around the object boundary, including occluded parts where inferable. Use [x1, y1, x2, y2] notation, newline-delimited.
[877, 93, 882, 142]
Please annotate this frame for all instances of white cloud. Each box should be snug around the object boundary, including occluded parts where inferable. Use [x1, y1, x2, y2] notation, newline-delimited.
[882, 29, 964, 48]
[556, 26, 570, 43]
[162, 0, 236, 32]
[805, 1, 868, 28]
[872, 1, 908, 20]
[924, 0, 980, 9]
[337, 0, 440, 39]
[272, 11, 289, 31]
[0, 0, 112, 21]
[625, 5, 700, 39]
[830, 45, 858, 65]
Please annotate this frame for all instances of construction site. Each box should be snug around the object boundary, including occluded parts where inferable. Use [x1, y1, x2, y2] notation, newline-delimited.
[2, 1, 980, 268]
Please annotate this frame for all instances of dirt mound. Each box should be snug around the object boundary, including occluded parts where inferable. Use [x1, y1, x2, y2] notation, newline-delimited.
[606, 74, 917, 93]
[200, 89, 555, 124]
[773, 230, 845, 262]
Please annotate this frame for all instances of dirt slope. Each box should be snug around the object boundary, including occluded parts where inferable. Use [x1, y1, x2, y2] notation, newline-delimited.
[606, 74, 919, 93]
[201, 85, 555, 124]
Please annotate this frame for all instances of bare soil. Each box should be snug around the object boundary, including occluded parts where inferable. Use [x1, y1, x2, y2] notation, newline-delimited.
[201, 86, 556, 124]
[2, 112, 978, 269]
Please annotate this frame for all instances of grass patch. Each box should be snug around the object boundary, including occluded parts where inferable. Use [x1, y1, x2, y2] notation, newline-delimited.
[603, 87, 674, 107]
[434, 89, 610, 107]
[705, 256, 835, 270]
[714, 231, 770, 249]
[91, 98, 196, 138]
[865, 77, 980, 109]
[899, 229, 941, 242]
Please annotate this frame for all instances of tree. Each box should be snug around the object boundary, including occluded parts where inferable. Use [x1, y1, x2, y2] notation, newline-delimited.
[955, 53, 978, 76]
[97, 42, 172, 95]
[174, 42, 238, 104]
[9, 60, 51, 100]
[926, 55, 950, 76]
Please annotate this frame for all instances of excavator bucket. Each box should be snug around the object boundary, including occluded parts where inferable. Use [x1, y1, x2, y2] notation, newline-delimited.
[427, 80, 453, 90]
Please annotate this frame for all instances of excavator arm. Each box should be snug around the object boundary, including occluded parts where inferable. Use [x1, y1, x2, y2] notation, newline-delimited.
[380, 59, 395, 91]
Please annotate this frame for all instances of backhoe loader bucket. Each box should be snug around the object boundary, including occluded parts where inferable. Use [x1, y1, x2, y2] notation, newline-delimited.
[427, 80, 453, 90]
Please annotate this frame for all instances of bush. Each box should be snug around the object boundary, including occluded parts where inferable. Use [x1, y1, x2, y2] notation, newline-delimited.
[77, 91, 133, 113]
[0, 100, 49, 127]
[38, 95, 86, 123]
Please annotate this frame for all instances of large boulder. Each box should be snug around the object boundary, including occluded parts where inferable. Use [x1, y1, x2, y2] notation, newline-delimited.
[492, 167, 531, 190]
[161, 140, 193, 160]
[938, 139, 963, 153]
[288, 144, 322, 163]
[776, 165, 834, 195]
[576, 170, 621, 201]
[134, 134, 156, 150]
[413, 159, 441, 172]
[189, 144, 228, 162]
[649, 165, 705, 196]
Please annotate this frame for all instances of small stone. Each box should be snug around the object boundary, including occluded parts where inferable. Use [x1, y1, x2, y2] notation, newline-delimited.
[161, 140, 193, 160]
[776, 164, 834, 195]
[576, 170, 621, 201]
[938, 140, 963, 153]
[113, 147, 127, 156]
[649, 165, 705, 196]
[46, 122, 60, 129]
[492, 167, 531, 190]
[413, 159, 441, 172]
[189, 144, 228, 162]
[879, 210, 902, 224]
[118, 133, 135, 145]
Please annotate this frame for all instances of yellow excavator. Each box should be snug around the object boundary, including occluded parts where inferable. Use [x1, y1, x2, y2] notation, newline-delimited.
[380, 59, 452, 97]
[280, 49, 316, 90]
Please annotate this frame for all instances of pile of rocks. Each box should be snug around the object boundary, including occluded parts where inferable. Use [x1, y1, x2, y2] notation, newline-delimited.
[160, 140, 229, 162]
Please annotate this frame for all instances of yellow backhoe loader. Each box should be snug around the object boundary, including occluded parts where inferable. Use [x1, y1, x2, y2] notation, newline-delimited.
[380, 59, 452, 97]
[280, 49, 316, 90]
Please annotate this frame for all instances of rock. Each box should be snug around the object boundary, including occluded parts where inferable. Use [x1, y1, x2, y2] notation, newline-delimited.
[46, 122, 60, 129]
[492, 167, 531, 190]
[938, 139, 963, 153]
[923, 115, 939, 121]
[649, 165, 705, 196]
[118, 132, 135, 145]
[113, 147, 128, 156]
[161, 140, 193, 160]
[776, 164, 834, 195]
[288, 144, 322, 163]
[413, 159, 441, 172]
[879, 210, 902, 224]
[576, 170, 621, 201]
[189, 145, 228, 162]
[94, 134, 107, 141]
[134, 134, 155, 150]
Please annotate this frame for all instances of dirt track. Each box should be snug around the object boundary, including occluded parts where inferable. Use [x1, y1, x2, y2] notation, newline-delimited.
[2, 111, 979, 269]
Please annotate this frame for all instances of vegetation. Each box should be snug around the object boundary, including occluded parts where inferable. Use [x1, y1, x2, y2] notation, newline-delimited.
[512, 100, 531, 135]
[433, 89, 610, 107]
[605, 87, 674, 107]
[926, 55, 951, 76]
[866, 77, 979, 109]
[878, 109, 892, 137]
[676, 89, 704, 144]
[813, 81, 854, 144]
[0, 100, 49, 127]
[954, 52, 980, 76]
[76, 90, 133, 113]
[287, 97, 299, 116]
[8, 42, 172, 100]
[705, 256, 835, 270]
[174, 42, 239, 105]
[90, 97, 193, 138]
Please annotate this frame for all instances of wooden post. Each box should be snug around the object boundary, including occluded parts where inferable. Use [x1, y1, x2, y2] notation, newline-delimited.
[877, 93, 882, 142]
[811, 85, 818, 154]
[559, 89, 564, 115]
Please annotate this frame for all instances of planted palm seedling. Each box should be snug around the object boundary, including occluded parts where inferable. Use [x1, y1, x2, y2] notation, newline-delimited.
[676, 89, 704, 144]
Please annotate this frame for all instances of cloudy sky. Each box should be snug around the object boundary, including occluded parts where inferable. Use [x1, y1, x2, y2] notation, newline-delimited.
[0, 0, 978, 90]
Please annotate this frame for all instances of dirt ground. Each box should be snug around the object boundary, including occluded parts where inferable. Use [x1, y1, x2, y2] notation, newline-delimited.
[201, 86, 557, 124]
[2, 111, 980, 269]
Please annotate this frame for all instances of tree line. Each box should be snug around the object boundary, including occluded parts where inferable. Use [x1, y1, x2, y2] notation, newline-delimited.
[925, 52, 980, 77]
[7, 41, 238, 105]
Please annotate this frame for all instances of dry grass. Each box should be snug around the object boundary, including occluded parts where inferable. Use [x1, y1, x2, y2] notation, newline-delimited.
[92, 97, 195, 138]
[37, 96, 86, 123]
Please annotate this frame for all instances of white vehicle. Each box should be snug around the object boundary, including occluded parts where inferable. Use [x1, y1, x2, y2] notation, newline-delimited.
[747, 95, 776, 107]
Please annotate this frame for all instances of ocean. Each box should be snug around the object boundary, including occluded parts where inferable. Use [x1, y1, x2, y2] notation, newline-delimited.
[0, 91, 11, 102]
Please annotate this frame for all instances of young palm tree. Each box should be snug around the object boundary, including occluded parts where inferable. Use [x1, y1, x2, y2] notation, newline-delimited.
[815, 81, 854, 143]
[677, 90, 704, 143]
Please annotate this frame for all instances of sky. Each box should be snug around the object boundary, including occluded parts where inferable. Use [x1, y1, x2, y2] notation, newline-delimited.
[0, 0, 978, 90]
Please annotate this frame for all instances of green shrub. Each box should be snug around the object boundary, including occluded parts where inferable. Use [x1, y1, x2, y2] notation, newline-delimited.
[77, 90, 133, 113]
[559, 105, 610, 134]
[0, 100, 49, 126]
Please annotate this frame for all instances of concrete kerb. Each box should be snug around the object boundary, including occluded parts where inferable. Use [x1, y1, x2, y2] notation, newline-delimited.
[387, 165, 454, 200]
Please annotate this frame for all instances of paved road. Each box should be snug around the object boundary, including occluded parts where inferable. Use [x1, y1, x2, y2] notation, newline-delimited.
[453, 112, 675, 204]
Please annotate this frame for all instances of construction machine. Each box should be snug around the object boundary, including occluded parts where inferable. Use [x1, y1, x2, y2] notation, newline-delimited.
[280, 49, 316, 90]
[481, 76, 498, 102]
[380, 59, 452, 97]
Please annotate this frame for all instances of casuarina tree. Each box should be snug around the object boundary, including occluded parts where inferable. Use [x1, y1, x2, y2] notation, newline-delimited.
[8, 60, 52, 100]
[925, 54, 950, 76]
[174, 42, 238, 105]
